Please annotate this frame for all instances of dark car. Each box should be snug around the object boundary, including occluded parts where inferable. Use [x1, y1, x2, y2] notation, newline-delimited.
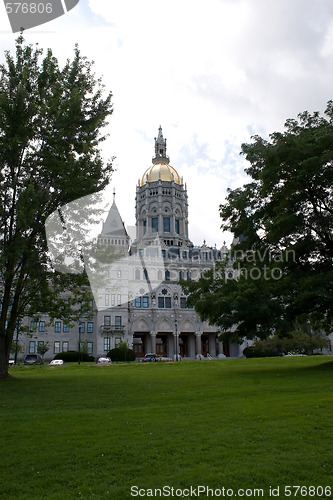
[24, 354, 43, 365]
[143, 353, 158, 362]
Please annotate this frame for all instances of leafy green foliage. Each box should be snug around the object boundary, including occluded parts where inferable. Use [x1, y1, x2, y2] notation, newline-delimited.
[0, 36, 113, 378]
[244, 328, 329, 358]
[37, 341, 49, 357]
[186, 103, 333, 343]
[107, 341, 136, 362]
[54, 350, 94, 362]
[243, 343, 282, 358]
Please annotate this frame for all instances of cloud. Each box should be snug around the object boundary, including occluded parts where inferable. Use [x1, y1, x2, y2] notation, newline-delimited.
[1, 0, 333, 246]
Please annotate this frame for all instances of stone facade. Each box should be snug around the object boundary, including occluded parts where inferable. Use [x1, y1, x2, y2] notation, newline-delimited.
[95, 127, 242, 360]
[15, 128, 252, 361]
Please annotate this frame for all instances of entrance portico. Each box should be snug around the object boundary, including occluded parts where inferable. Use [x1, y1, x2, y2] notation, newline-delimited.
[132, 329, 227, 359]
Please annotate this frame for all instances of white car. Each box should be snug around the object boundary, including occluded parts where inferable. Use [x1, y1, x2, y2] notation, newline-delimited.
[96, 357, 112, 364]
[49, 359, 65, 366]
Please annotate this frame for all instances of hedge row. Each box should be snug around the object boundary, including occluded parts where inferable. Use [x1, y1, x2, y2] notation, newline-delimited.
[106, 347, 136, 362]
[54, 351, 95, 362]
[243, 345, 282, 358]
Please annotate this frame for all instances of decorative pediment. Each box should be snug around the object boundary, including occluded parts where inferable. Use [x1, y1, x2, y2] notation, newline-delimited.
[133, 318, 151, 331]
[158, 319, 173, 331]
[182, 320, 195, 331]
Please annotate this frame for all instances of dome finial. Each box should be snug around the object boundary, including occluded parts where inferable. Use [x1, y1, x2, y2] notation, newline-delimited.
[140, 129, 181, 186]
[153, 125, 169, 164]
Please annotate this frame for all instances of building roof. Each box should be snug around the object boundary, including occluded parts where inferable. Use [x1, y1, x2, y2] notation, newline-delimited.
[140, 126, 182, 186]
[140, 162, 182, 186]
[100, 193, 129, 238]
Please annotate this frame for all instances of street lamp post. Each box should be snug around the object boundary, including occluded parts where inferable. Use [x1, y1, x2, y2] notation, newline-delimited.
[175, 319, 178, 362]
[78, 323, 81, 365]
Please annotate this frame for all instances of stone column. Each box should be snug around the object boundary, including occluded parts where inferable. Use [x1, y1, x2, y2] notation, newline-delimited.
[218, 338, 224, 355]
[229, 343, 240, 358]
[195, 332, 202, 356]
[171, 214, 175, 235]
[173, 332, 181, 360]
[182, 218, 186, 238]
[172, 333, 176, 360]
[150, 332, 157, 354]
[209, 335, 217, 357]
[145, 215, 149, 236]
[158, 206, 163, 236]
[189, 334, 196, 358]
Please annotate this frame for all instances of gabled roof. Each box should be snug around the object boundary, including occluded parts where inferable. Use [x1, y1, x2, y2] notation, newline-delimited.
[100, 196, 129, 238]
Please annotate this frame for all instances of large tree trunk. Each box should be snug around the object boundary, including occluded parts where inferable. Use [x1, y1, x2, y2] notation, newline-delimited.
[0, 334, 11, 379]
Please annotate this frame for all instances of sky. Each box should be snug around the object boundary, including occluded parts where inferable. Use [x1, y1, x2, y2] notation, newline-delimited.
[1, 0, 333, 247]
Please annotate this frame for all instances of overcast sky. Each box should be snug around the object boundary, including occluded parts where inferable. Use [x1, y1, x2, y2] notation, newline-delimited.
[1, 0, 333, 247]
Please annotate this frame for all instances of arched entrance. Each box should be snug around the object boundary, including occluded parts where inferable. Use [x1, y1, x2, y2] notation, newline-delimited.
[179, 334, 189, 357]
[223, 342, 230, 357]
[133, 333, 147, 357]
[201, 334, 209, 356]
[156, 334, 168, 356]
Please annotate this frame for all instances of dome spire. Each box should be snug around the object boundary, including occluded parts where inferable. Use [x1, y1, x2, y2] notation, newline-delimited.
[153, 125, 170, 164]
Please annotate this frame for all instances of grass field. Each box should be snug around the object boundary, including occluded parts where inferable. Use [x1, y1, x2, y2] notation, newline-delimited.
[1, 357, 332, 500]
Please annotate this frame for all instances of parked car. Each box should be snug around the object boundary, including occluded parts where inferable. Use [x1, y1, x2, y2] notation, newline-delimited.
[24, 354, 43, 365]
[96, 357, 112, 364]
[142, 353, 158, 362]
[49, 359, 65, 366]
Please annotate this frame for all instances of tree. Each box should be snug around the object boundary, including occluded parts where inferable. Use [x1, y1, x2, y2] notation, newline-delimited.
[186, 103, 333, 344]
[0, 35, 113, 378]
[243, 323, 329, 357]
[37, 341, 49, 358]
[118, 340, 130, 361]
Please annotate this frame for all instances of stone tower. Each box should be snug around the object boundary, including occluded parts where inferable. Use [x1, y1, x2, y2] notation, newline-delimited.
[98, 189, 130, 253]
[133, 126, 191, 250]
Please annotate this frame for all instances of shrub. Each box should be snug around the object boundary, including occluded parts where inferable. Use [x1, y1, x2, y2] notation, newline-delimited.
[243, 346, 256, 358]
[243, 328, 330, 358]
[54, 351, 94, 362]
[243, 343, 282, 358]
[107, 347, 136, 362]
[280, 329, 329, 355]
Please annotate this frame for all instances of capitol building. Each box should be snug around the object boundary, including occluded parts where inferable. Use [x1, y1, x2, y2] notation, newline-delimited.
[18, 128, 247, 360]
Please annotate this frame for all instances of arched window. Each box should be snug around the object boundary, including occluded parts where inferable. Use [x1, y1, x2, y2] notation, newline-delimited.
[135, 269, 140, 280]
[158, 288, 171, 309]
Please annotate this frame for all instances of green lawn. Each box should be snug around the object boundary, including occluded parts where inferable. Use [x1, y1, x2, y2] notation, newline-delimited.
[1, 357, 333, 500]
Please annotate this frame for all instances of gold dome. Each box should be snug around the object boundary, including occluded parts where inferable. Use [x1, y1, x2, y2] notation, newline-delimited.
[140, 162, 182, 186]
